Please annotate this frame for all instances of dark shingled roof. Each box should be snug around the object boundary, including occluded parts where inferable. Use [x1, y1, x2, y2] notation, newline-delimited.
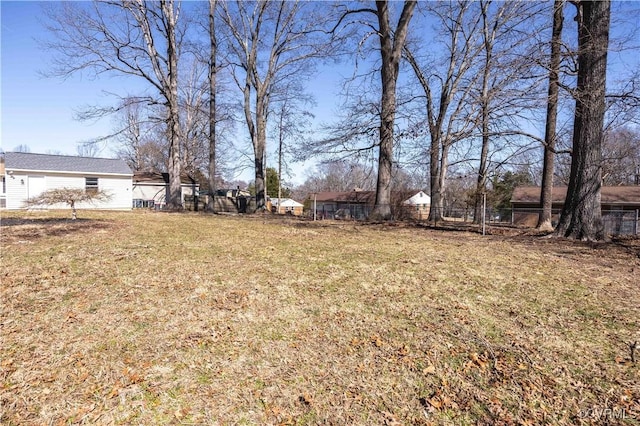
[133, 171, 197, 185]
[511, 186, 640, 205]
[4, 152, 132, 175]
[311, 190, 426, 204]
[313, 190, 377, 204]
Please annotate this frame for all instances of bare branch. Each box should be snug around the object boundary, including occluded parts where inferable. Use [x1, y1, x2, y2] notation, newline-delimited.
[24, 188, 112, 220]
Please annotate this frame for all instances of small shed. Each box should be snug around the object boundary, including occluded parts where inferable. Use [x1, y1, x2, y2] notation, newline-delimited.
[132, 171, 199, 209]
[1, 152, 132, 210]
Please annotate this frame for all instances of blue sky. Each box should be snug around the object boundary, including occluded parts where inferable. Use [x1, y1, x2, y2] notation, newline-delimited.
[1, 1, 121, 156]
[0, 1, 343, 183]
[2, 1, 638, 185]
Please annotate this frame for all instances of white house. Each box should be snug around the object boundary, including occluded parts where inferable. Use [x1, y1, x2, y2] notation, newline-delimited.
[1, 152, 133, 210]
[270, 197, 304, 215]
[132, 171, 199, 209]
[402, 190, 431, 220]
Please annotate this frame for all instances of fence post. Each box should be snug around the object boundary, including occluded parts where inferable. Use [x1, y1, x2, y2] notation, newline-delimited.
[313, 193, 317, 221]
[636, 209, 639, 235]
[482, 192, 486, 236]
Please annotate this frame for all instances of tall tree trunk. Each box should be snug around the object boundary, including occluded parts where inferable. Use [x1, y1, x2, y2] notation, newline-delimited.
[473, 1, 493, 225]
[253, 94, 268, 211]
[163, 0, 183, 210]
[371, 0, 416, 220]
[438, 142, 450, 217]
[536, 0, 563, 231]
[428, 135, 442, 222]
[277, 105, 284, 214]
[206, 0, 217, 213]
[474, 102, 490, 224]
[554, 0, 610, 241]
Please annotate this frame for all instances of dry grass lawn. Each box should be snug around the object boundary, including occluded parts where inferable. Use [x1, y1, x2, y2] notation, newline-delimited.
[1, 210, 639, 425]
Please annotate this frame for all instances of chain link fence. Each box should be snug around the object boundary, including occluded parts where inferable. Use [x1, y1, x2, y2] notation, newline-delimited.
[602, 211, 640, 236]
[510, 208, 639, 236]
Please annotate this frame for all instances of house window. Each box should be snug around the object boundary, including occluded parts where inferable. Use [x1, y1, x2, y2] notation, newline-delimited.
[85, 177, 99, 194]
[133, 199, 155, 209]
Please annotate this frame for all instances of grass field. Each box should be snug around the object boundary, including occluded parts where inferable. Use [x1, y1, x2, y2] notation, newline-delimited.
[1, 210, 639, 425]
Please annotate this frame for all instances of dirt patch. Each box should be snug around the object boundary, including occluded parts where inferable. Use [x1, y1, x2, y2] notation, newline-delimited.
[1, 216, 115, 244]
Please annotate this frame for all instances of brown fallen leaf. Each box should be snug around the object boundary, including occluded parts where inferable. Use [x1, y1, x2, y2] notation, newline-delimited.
[299, 393, 313, 405]
[469, 352, 489, 370]
[423, 364, 436, 375]
[428, 397, 443, 409]
[372, 335, 384, 348]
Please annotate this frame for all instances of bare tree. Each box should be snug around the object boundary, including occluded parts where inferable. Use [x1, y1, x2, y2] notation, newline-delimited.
[536, 0, 564, 231]
[113, 101, 167, 172]
[180, 59, 209, 178]
[302, 89, 382, 162]
[114, 101, 145, 171]
[370, 1, 416, 220]
[404, 1, 482, 223]
[294, 160, 377, 198]
[12, 145, 31, 153]
[601, 127, 640, 185]
[185, 0, 239, 198]
[292, 1, 416, 220]
[76, 142, 103, 158]
[207, 0, 218, 212]
[24, 187, 111, 220]
[219, 0, 330, 211]
[270, 81, 314, 206]
[43, 0, 184, 209]
[471, 0, 544, 224]
[554, 0, 611, 240]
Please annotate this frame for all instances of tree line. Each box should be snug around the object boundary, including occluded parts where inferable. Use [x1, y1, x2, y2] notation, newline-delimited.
[42, 0, 639, 240]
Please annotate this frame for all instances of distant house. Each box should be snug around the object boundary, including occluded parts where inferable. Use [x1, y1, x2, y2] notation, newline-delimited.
[401, 190, 431, 220]
[1, 152, 132, 210]
[132, 171, 199, 209]
[214, 188, 251, 199]
[307, 190, 430, 220]
[511, 186, 640, 227]
[270, 198, 304, 216]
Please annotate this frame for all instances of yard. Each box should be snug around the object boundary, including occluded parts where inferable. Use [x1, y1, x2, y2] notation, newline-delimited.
[1, 210, 639, 425]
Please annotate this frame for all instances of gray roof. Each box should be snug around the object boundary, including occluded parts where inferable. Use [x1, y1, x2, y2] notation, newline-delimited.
[3, 152, 132, 175]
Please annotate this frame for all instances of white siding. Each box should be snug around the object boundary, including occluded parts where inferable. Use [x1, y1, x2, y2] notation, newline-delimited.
[133, 184, 167, 203]
[5, 173, 29, 209]
[403, 191, 431, 206]
[3, 172, 132, 210]
[132, 183, 199, 206]
[93, 176, 133, 209]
